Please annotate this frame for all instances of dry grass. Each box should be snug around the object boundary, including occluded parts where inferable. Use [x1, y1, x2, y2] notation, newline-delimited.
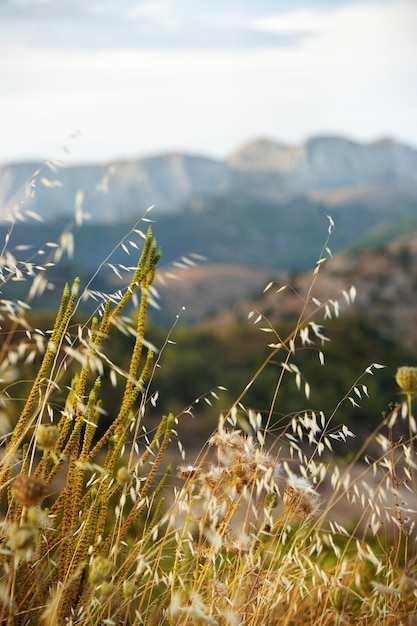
[1, 174, 417, 625]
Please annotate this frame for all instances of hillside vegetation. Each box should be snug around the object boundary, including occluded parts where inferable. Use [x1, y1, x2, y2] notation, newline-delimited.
[2, 215, 417, 624]
[0, 138, 417, 622]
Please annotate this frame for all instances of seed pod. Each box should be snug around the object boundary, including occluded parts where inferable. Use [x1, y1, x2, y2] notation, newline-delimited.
[36, 424, 59, 451]
[89, 555, 113, 585]
[12, 474, 49, 507]
[8, 522, 38, 560]
[396, 367, 417, 395]
[116, 466, 132, 485]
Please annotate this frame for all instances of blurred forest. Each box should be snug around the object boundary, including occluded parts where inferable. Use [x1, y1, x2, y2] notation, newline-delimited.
[2, 307, 410, 459]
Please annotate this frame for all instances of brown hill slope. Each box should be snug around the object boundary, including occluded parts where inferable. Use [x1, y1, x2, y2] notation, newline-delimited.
[156, 230, 417, 351]
[153, 264, 275, 325]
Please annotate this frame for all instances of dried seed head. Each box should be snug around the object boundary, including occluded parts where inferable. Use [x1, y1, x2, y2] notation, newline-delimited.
[396, 366, 417, 395]
[36, 424, 59, 451]
[89, 555, 113, 585]
[8, 522, 38, 559]
[97, 581, 115, 598]
[177, 464, 201, 480]
[116, 466, 132, 485]
[123, 580, 137, 599]
[209, 430, 245, 464]
[329, 585, 355, 613]
[282, 475, 320, 518]
[210, 578, 228, 599]
[226, 533, 253, 554]
[26, 506, 49, 528]
[12, 474, 49, 507]
[399, 574, 417, 597]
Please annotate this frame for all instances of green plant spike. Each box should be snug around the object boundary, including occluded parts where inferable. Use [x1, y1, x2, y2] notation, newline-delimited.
[38, 373, 80, 484]
[102, 348, 155, 475]
[87, 247, 160, 463]
[116, 415, 174, 546]
[79, 377, 103, 460]
[118, 463, 173, 561]
[136, 411, 168, 468]
[100, 227, 160, 336]
[0, 280, 79, 493]
[54, 376, 104, 580]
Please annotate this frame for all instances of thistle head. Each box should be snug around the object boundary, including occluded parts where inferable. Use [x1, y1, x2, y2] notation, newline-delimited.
[282, 475, 320, 518]
[395, 366, 417, 395]
[12, 474, 49, 507]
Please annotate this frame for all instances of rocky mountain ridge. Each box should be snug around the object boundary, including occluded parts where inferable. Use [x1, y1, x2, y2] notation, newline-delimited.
[1, 135, 416, 222]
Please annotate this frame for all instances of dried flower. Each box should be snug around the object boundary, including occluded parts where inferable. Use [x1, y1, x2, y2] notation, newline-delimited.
[208, 427, 281, 499]
[225, 533, 253, 554]
[12, 474, 49, 507]
[210, 578, 228, 599]
[396, 366, 417, 395]
[177, 464, 201, 479]
[282, 475, 320, 518]
[200, 467, 227, 490]
[209, 430, 245, 465]
[36, 424, 59, 451]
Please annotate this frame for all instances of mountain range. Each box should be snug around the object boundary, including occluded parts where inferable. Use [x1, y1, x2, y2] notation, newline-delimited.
[1, 134, 417, 329]
[1, 135, 417, 222]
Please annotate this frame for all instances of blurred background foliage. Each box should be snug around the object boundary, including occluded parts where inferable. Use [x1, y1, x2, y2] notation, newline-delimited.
[2, 309, 409, 457]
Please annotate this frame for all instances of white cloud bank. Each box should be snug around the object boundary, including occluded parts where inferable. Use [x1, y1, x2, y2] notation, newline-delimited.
[0, 0, 416, 164]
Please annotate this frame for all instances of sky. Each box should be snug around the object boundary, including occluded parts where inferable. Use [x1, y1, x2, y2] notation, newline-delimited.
[0, 0, 416, 165]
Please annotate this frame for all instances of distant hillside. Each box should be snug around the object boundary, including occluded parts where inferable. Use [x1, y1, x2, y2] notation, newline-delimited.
[0, 154, 231, 221]
[1, 134, 417, 327]
[195, 229, 417, 353]
[229, 136, 417, 189]
[150, 264, 276, 326]
[1, 135, 416, 223]
[1, 189, 417, 319]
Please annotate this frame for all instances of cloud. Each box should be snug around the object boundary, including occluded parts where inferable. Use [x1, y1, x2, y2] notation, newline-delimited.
[0, 0, 416, 164]
[0, 0, 312, 52]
